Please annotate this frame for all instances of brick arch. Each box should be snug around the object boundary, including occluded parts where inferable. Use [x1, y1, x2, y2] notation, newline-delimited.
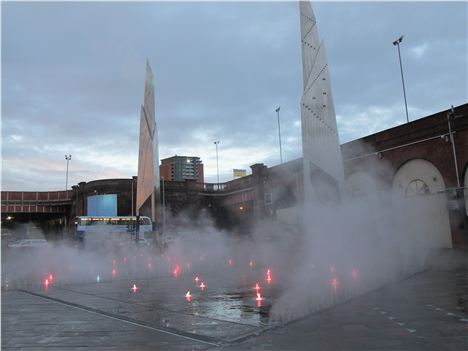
[392, 158, 446, 196]
[392, 158, 452, 248]
[344, 171, 379, 198]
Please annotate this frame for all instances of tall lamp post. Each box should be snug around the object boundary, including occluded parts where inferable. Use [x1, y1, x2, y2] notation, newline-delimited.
[64, 154, 72, 235]
[161, 176, 166, 233]
[214, 141, 220, 187]
[65, 154, 72, 191]
[275, 106, 283, 164]
[447, 105, 461, 188]
[393, 35, 409, 123]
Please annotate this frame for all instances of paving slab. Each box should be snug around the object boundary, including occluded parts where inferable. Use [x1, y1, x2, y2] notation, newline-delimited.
[1, 290, 212, 350]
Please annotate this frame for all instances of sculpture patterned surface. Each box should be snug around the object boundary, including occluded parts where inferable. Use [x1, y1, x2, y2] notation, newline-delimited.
[300, 1, 344, 202]
[136, 60, 160, 222]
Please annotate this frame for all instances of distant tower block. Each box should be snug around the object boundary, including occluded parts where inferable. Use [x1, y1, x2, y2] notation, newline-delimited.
[136, 59, 160, 224]
[299, 1, 344, 203]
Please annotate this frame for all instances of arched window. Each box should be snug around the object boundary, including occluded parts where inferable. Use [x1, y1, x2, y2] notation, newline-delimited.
[405, 179, 430, 197]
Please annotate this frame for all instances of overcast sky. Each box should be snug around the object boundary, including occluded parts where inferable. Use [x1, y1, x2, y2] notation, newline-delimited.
[2, 1, 467, 191]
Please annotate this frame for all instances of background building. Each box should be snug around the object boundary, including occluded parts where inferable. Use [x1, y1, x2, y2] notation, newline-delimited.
[198, 103, 468, 247]
[160, 156, 204, 183]
[2, 104, 467, 247]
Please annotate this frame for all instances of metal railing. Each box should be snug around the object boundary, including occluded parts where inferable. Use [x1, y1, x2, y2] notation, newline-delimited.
[201, 176, 253, 192]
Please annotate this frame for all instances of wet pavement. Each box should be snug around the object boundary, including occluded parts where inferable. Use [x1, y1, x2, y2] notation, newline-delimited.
[218, 261, 468, 350]
[2, 290, 211, 350]
[20, 277, 272, 343]
[2, 251, 467, 350]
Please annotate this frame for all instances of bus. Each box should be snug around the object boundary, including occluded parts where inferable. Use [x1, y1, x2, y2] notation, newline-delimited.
[75, 216, 152, 244]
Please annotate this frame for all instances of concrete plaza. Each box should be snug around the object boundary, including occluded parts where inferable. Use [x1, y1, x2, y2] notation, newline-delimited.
[2, 251, 467, 350]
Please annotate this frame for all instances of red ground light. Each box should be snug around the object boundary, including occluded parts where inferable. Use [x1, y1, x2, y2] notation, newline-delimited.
[173, 265, 180, 278]
[332, 278, 338, 290]
[255, 292, 264, 307]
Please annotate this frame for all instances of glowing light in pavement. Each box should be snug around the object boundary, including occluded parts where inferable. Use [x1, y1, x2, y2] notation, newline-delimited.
[332, 278, 338, 290]
[352, 269, 358, 280]
[48, 274, 54, 283]
[131, 284, 138, 293]
[249, 260, 253, 268]
[173, 265, 180, 278]
[96, 275, 100, 283]
[112, 269, 117, 278]
[194, 276, 199, 284]
[44, 278, 49, 288]
[228, 259, 233, 266]
[254, 283, 260, 291]
[185, 291, 192, 302]
[266, 269, 272, 284]
[255, 292, 264, 306]
[200, 282, 206, 290]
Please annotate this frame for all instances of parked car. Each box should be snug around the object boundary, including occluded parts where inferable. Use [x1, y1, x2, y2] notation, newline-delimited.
[8, 239, 48, 248]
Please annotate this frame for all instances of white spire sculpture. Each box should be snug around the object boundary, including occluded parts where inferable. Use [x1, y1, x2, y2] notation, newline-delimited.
[136, 59, 160, 224]
[300, 1, 344, 203]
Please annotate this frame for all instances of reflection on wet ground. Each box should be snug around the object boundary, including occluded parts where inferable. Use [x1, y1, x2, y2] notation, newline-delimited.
[19, 275, 276, 342]
[2, 245, 278, 343]
[2, 247, 467, 345]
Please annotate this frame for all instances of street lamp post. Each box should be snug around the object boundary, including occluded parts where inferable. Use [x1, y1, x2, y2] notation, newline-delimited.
[131, 177, 134, 216]
[275, 106, 283, 164]
[214, 141, 220, 188]
[447, 105, 461, 188]
[64, 154, 72, 235]
[65, 154, 72, 191]
[393, 35, 409, 123]
[161, 176, 166, 233]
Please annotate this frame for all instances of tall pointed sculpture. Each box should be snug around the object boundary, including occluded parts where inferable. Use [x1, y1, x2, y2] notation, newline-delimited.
[300, 1, 344, 203]
[136, 60, 160, 224]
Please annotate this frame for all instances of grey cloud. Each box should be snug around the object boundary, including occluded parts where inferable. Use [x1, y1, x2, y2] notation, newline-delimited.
[2, 1, 467, 189]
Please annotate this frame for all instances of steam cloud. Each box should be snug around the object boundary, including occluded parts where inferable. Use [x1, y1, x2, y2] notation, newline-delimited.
[1, 148, 453, 326]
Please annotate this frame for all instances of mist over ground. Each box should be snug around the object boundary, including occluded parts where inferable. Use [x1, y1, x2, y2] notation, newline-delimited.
[1, 156, 458, 325]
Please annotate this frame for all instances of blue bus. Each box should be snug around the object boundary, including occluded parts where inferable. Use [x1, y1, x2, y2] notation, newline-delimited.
[76, 216, 152, 244]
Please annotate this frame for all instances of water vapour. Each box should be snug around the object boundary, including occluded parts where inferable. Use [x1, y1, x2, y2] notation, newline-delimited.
[1, 151, 450, 327]
[264, 154, 449, 323]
